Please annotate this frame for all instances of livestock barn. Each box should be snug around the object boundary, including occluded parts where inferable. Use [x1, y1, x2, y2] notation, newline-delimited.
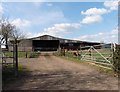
[9, 35, 101, 51]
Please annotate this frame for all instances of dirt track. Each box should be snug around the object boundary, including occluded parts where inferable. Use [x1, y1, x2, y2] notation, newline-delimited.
[3, 52, 118, 90]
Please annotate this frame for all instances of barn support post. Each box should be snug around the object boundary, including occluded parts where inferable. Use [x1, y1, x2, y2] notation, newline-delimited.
[13, 44, 15, 70]
[57, 42, 60, 54]
[89, 47, 92, 60]
[26, 52, 27, 58]
[79, 45, 82, 60]
[63, 47, 65, 56]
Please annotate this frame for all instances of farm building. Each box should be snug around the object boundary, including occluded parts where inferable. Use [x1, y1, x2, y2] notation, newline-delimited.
[9, 35, 101, 51]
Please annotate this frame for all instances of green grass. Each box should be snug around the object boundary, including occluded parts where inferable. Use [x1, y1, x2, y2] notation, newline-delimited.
[4, 51, 31, 58]
[90, 63, 116, 76]
[29, 52, 41, 58]
[44, 53, 50, 56]
[2, 64, 29, 85]
[68, 49, 113, 63]
[54, 52, 84, 64]
[54, 51, 116, 76]
[60, 51, 112, 62]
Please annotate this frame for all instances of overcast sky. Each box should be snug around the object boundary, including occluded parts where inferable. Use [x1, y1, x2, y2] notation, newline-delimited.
[0, 0, 118, 43]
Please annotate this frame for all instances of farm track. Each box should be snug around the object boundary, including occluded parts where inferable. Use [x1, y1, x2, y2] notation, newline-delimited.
[3, 52, 118, 90]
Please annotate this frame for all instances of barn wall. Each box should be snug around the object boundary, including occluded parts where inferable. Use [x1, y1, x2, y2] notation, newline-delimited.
[8, 46, 13, 51]
[18, 47, 32, 52]
[17, 39, 33, 51]
[18, 39, 32, 47]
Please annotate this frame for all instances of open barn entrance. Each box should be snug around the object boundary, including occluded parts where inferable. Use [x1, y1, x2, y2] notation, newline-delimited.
[32, 40, 59, 51]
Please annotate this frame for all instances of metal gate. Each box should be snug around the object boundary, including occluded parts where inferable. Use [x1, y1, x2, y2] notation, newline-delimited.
[80, 44, 114, 68]
[1, 44, 14, 65]
[0, 43, 18, 76]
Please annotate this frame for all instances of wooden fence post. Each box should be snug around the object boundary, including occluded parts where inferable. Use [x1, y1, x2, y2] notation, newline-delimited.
[0, 64, 1, 92]
[15, 44, 18, 77]
[113, 44, 120, 73]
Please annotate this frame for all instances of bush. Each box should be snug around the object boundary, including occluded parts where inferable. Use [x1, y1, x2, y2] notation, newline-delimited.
[2, 64, 29, 84]
[29, 52, 40, 58]
[112, 45, 120, 73]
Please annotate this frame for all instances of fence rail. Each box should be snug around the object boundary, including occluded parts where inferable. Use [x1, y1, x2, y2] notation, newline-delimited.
[0, 43, 19, 76]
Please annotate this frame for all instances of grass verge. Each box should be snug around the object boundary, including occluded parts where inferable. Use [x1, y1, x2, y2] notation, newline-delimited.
[54, 52, 116, 77]
[4, 51, 41, 58]
[4, 51, 31, 58]
[29, 52, 41, 58]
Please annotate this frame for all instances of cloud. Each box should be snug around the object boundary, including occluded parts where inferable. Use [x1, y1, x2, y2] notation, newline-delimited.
[31, 11, 68, 25]
[22, 10, 70, 38]
[27, 23, 81, 38]
[9, 1, 117, 41]
[11, 18, 31, 28]
[33, 2, 43, 7]
[75, 33, 104, 42]
[42, 23, 81, 36]
[74, 27, 118, 43]
[40, 1, 118, 42]
[11, 18, 31, 36]
[81, 15, 102, 24]
[80, 8, 106, 25]
[80, 0, 118, 25]
[81, 8, 108, 15]
[104, 0, 118, 11]
[111, 27, 118, 34]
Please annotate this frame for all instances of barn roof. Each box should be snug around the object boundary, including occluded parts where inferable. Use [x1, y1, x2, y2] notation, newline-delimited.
[24, 35, 100, 44]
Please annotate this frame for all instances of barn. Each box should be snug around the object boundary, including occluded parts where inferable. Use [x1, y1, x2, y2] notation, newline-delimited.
[9, 35, 101, 51]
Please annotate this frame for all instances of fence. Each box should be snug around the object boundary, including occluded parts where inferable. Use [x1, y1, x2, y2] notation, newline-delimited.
[0, 43, 19, 76]
[0, 44, 14, 65]
[80, 44, 113, 68]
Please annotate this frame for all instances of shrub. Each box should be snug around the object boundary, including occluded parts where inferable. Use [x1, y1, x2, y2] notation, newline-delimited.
[112, 45, 120, 73]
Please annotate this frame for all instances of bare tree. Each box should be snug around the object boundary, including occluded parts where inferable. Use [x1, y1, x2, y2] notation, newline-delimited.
[9, 26, 25, 44]
[0, 17, 25, 49]
[0, 17, 13, 50]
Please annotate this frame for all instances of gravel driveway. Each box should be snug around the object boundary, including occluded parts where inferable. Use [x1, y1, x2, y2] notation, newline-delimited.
[3, 52, 118, 90]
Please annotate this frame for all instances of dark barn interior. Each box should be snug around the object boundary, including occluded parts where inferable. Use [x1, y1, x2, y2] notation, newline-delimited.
[32, 40, 60, 51]
[60, 43, 80, 50]
[60, 42, 101, 50]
